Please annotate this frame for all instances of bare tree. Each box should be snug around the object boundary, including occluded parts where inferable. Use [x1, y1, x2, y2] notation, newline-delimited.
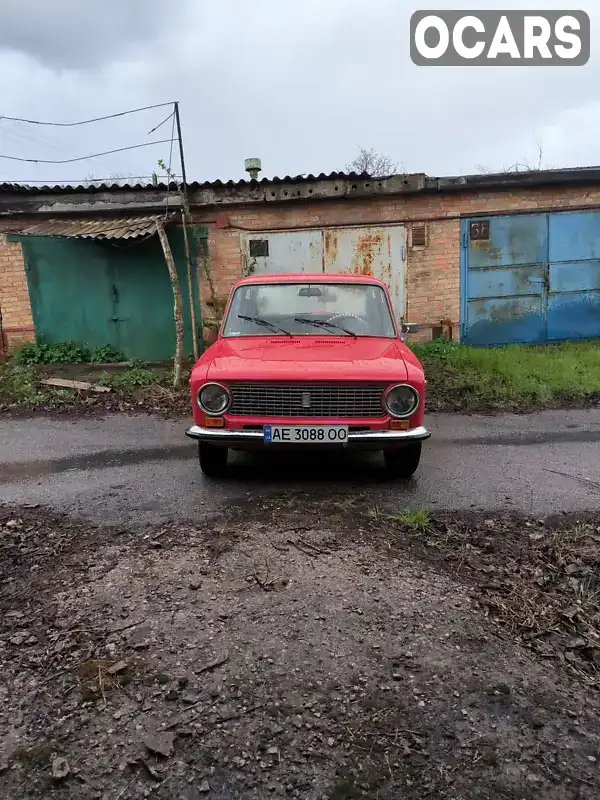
[476, 140, 550, 175]
[156, 219, 184, 389]
[345, 147, 399, 178]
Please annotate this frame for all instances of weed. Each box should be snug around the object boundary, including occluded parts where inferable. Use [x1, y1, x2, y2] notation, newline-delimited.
[98, 368, 161, 391]
[126, 357, 147, 369]
[12, 341, 127, 366]
[13, 340, 90, 365]
[11, 342, 49, 366]
[90, 345, 126, 363]
[391, 509, 431, 532]
[1, 365, 44, 404]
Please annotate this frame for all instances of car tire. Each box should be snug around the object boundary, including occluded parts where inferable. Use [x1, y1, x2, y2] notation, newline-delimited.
[198, 442, 229, 478]
[383, 443, 422, 479]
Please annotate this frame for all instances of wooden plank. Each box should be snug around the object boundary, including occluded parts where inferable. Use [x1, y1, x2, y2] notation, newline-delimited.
[41, 378, 111, 393]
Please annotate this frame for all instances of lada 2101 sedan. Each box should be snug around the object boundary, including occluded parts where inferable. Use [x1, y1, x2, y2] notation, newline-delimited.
[186, 273, 430, 478]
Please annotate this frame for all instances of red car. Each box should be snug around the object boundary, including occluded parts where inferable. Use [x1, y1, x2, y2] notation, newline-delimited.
[186, 273, 430, 478]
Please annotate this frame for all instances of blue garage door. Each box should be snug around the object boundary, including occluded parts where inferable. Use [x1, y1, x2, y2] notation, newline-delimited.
[461, 211, 600, 345]
[547, 211, 600, 341]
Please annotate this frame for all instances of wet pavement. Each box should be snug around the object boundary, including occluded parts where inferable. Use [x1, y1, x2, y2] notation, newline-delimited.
[1, 409, 600, 525]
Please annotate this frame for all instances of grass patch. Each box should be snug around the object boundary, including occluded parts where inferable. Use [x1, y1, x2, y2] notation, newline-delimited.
[390, 509, 431, 532]
[412, 339, 600, 412]
[0, 359, 190, 416]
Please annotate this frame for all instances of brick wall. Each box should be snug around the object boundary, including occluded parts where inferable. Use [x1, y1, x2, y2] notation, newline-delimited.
[2, 181, 600, 353]
[0, 234, 34, 355]
[193, 182, 600, 343]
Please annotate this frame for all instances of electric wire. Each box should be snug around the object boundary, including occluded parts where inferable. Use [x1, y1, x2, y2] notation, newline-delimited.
[0, 175, 182, 184]
[0, 102, 176, 127]
[0, 139, 175, 164]
[148, 111, 175, 136]
[0, 101, 183, 186]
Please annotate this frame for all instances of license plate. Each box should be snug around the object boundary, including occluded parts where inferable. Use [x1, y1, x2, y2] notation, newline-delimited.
[263, 425, 349, 444]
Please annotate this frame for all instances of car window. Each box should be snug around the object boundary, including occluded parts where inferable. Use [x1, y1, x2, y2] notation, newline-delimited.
[222, 282, 396, 337]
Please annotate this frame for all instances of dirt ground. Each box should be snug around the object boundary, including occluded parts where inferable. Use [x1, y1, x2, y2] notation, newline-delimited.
[1, 496, 599, 800]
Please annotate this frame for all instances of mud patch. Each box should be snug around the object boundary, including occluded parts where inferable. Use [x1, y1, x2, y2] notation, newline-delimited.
[0, 501, 599, 799]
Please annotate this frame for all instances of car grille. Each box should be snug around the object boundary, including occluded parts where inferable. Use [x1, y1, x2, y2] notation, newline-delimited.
[228, 384, 386, 418]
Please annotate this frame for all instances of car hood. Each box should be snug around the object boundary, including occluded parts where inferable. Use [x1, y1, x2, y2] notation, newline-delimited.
[204, 337, 409, 382]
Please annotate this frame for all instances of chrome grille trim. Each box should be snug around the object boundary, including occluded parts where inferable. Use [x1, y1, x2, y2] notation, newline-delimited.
[228, 384, 386, 418]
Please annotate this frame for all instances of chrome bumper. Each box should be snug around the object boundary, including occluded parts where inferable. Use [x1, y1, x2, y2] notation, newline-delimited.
[185, 425, 430, 445]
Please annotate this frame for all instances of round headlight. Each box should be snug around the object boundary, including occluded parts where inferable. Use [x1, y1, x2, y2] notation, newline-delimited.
[197, 383, 230, 415]
[384, 384, 419, 418]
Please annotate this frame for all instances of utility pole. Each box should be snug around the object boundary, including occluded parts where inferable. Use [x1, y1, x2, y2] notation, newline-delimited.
[173, 101, 199, 359]
[174, 102, 188, 195]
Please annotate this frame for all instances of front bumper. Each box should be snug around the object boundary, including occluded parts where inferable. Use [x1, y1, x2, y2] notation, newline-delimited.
[185, 425, 430, 447]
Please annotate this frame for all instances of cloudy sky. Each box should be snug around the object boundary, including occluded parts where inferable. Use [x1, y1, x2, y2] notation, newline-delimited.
[0, 0, 597, 185]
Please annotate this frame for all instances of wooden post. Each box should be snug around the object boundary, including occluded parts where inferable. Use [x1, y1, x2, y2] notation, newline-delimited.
[156, 220, 184, 389]
[181, 212, 199, 360]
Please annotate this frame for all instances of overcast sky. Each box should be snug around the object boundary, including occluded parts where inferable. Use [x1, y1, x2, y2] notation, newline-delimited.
[0, 0, 597, 185]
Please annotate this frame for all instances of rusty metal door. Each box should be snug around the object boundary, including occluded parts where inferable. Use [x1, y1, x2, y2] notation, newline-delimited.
[461, 215, 547, 345]
[240, 226, 407, 319]
[323, 227, 406, 319]
[241, 231, 323, 276]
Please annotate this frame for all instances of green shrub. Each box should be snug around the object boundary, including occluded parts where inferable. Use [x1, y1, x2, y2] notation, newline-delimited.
[12, 342, 50, 365]
[45, 341, 91, 364]
[13, 340, 91, 365]
[90, 345, 126, 364]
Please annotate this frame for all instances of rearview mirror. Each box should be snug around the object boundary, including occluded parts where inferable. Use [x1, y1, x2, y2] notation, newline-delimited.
[298, 286, 323, 297]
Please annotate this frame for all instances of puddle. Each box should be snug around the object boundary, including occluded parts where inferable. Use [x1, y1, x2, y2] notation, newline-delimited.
[447, 430, 600, 447]
[0, 445, 193, 484]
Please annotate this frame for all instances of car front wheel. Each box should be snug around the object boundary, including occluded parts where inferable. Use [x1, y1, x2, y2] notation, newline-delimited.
[198, 442, 229, 478]
[383, 443, 422, 479]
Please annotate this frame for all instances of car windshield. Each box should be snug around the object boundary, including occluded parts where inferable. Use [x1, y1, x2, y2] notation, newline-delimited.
[222, 282, 397, 338]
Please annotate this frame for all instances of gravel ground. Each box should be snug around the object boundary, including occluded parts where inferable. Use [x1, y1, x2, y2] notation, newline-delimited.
[1, 497, 599, 800]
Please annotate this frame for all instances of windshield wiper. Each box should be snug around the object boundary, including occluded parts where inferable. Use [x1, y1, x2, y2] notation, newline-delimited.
[237, 314, 292, 337]
[294, 317, 357, 338]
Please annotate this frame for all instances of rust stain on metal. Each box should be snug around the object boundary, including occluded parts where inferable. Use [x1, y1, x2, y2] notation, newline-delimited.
[351, 232, 383, 276]
[382, 234, 392, 280]
[471, 241, 501, 259]
[324, 230, 338, 264]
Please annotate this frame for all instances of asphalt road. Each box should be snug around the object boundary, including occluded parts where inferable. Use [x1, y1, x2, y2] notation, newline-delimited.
[1, 409, 600, 524]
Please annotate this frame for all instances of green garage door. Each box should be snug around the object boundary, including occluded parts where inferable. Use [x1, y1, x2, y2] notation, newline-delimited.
[19, 229, 202, 361]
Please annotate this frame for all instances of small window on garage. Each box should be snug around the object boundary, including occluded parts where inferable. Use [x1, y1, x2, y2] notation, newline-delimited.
[411, 224, 427, 248]
[197, 238, 209, 258]
[249, 239, 269, 258]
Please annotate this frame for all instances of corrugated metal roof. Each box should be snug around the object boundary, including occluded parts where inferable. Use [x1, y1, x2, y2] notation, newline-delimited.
[11, 215, 169, 240]
[0, 171, 375, 195]
[1, 165, 600, 198]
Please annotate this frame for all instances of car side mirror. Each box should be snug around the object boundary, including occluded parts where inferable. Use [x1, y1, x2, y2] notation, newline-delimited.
[400, 322, 420, 335]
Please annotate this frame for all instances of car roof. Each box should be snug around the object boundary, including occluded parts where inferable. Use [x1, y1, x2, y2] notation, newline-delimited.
[234, 273, 388, 288]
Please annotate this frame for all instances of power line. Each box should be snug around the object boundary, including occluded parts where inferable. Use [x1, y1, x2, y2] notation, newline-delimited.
[1, 120, 73, 155]
[0, 176, 183, 184]
[0, 139, 175, 164]
[148, 111, 175, 136]
[0, 102, 176, 128]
